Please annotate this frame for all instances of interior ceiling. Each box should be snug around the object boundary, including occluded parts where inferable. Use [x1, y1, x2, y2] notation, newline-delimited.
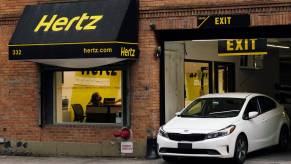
[268, 39, 291, 64]
[166, 38, 291, 49]
[166, 38, 291, 64]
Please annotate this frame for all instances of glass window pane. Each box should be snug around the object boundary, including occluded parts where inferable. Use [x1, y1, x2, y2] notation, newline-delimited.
[258, 96, 277, 113]
[182, 98, 245, 118]
[243, 98, 259, 119]
[55, 70, 123, 124]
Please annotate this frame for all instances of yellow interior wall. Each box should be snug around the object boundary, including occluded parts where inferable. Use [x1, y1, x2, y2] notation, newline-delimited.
[185, 72, 201, 102]
[185, 71, 209, 104]
[65, 71, 122, 121]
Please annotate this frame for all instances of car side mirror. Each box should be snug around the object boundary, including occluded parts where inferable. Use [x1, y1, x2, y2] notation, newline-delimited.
[248, 111, 259, 119]
[175, 111, 181, 116]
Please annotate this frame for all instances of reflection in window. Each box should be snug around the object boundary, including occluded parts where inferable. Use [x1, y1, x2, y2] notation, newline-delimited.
[181, 98, 245, 118]
[55, 70, 123, 124]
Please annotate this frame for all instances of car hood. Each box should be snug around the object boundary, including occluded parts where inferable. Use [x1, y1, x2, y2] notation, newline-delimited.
[163, 116, 238, 134]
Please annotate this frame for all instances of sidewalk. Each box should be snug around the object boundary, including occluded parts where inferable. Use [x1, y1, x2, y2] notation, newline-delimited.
[0, 156, 160, 164]
[0, 155, 291, 164]
[0, 146, 291, 164]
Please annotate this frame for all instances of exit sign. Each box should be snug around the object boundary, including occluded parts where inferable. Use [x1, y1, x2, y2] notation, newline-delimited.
[197, 14, 250, 29]
[218, 39, 267, 56]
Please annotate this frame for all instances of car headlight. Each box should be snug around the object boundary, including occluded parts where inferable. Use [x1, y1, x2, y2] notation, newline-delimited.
[205, 125, 236, 139]
[158, 126, 169, 138]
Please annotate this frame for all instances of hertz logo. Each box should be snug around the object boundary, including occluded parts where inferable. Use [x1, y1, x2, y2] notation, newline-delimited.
[34, 13, 103, 32]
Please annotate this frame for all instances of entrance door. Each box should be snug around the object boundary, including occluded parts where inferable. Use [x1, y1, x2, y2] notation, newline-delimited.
[184, 61, 212, 106]
[214, 62, 235, 93]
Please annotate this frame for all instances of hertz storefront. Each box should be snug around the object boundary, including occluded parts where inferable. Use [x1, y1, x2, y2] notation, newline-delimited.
[9, 1, 138, 127]
[1, 0, 144, 157]
[1, 0, 291, 158]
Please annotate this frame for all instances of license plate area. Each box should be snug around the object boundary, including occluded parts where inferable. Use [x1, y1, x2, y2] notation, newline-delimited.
[178, 143, 192, 149]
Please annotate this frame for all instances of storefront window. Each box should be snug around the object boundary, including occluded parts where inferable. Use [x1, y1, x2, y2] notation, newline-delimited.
[54, 70, 123, 124]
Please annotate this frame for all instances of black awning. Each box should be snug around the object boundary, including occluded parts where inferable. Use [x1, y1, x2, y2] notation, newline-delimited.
[9, 0, 138, 67]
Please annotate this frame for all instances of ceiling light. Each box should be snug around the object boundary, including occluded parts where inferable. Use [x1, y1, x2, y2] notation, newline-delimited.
[267, 44, 290, 49]
[191, 39, 230, 42]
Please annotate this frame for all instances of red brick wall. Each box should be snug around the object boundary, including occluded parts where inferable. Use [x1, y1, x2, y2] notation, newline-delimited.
[139, 0, 290, 10]
[1, 0, 291, 146]
[0, 23, 40, 141]
[131, 24, 160, 139]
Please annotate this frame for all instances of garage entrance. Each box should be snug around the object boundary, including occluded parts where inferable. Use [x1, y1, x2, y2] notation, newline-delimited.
[159, 25, 291, 124]
[214, 62, 235, 94]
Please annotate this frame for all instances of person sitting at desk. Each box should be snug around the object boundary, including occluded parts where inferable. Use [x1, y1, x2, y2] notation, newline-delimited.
[88, 92, 103, 107]
[86, 93, 116, 123]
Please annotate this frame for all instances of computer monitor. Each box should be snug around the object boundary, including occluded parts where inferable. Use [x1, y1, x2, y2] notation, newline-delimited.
[103, 98, 116, 105]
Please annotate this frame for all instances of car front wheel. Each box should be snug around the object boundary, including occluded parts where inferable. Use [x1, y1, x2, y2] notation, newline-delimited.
[278, 126, 289, 151]
[233, 135, 248, 164]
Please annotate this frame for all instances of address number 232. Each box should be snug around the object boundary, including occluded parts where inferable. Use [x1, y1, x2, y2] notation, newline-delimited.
[12, 49, 22, 56]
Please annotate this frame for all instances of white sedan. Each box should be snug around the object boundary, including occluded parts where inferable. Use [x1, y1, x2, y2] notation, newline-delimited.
[157, 93, 290, 164]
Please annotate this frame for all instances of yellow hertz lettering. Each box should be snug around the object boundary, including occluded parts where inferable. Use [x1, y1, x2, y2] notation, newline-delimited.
[215, 16, 232, 25]
[34, 13, 103, 32]
[227, 39, 257, 51]
[120, 47, 135, 57]
[83, 48, 112, 54]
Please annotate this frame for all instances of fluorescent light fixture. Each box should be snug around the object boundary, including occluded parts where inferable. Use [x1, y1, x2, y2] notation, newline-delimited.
[192, 39, 230, 42]
[267, 44, 290, 49]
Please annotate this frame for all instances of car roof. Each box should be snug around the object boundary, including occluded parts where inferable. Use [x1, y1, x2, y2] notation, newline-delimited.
[200, 93, 262, 99]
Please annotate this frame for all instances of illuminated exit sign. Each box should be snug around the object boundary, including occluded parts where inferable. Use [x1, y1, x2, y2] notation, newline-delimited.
[218, 39, 267, 56]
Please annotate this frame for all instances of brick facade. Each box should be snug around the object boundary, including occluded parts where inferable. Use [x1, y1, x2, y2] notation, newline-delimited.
[1, 0, 291, 156]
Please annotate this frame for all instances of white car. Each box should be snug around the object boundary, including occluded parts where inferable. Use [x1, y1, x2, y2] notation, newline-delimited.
[157, 93, 290, 164]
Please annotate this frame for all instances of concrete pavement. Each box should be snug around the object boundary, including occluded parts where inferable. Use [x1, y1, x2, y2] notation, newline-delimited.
[0, 147, 290, 164]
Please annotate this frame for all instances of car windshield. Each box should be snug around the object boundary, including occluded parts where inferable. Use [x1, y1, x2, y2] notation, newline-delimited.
[180, 98, 246, 118]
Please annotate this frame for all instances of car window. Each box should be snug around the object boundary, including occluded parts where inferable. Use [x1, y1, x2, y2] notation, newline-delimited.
[186, 101, 203, 115]
[258, 96, 277, 113]
[181, 98, 245, 118]
[243, 97, 259, 119]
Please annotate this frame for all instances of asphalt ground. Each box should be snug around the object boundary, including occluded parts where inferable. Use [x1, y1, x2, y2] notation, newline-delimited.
[0, 147, 290, 164]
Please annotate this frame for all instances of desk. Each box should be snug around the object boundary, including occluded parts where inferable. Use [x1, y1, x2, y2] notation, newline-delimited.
[86, 105, 122, 123]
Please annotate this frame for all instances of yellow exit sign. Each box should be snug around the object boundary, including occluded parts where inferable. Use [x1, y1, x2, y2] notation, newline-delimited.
[218, 39, 267, 56]
[197, 14, 250, 28]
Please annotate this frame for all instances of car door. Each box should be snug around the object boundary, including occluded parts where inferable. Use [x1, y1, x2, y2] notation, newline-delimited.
[242, 97, 266, 152]
[257, 96, 280, 147]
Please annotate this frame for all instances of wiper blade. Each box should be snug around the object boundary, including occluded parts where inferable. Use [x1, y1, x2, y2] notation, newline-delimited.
[206, 115, 224, 118]
[209, 110, 240, 115]
[180, 114, 203, 118]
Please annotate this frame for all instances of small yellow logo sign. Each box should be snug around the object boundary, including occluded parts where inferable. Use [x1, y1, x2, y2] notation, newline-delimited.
[120, 47, 136, 57]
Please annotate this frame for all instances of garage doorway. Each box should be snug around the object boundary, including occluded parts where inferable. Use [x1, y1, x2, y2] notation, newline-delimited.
[214, 62, 235, 93]
[160, 25, 291, 125]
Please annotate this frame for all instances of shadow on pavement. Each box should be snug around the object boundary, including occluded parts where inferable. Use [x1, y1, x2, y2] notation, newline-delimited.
[246, 145, 291, 161]
[158, 157, 234, 164]
[158, 144, 291, 164]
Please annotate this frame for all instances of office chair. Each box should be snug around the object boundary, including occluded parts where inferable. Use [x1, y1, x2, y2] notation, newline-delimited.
[71, 104, 86, 122]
